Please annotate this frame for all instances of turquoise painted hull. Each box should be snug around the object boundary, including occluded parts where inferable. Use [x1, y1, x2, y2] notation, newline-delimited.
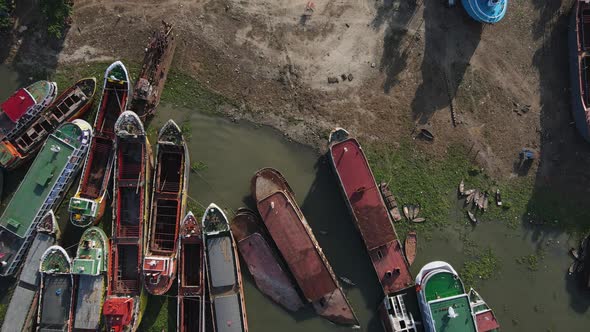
[461, 0, 507, 23]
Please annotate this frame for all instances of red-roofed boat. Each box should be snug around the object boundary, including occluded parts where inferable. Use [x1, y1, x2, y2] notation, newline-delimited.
[143, 120, 189, 295]
[252, 168, 360, 327]
[103, 111, 152, 332]
[328, 128, 412, 295]
[0, 80, 57, 140]
[231, 207, 304, 312]
[177, 211, 205, 332]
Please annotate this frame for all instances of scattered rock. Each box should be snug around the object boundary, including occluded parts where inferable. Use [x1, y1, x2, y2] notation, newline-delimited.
[347, 73, 353, 81]
[17, 25, 28, 33]
[371, 62, 376, 68]
[341, 74, 348, 81]
[345, 23, 350, 28]
[328, 76, 339, 84]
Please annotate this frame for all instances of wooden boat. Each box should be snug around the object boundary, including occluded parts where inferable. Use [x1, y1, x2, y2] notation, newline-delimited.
[129, 21, 176, 121]
[378, 286, 420, 332]
[328, 128, 412, 296]
[252, 168, 360, 327]
[379, 182, 402, 222]
[495, 189, 502, 206]
[143, 120, 189, 295]
[72, 226, 109, 331]
[413, 205, 420, 219]
[412, 217, 425, 224]
[103, 111, 152, 332]
[69, 61, 131, 227]
[461, 0, 507, 23]
[0, 80, 57, 140]
[416, 262, 500, 331]
[483, 193, 489, 211]
[202, 203, 249, 332]
[0, 77, 96, 170]
[37, 245, 74, 332]
[468, 211, 477, 224]
[177, 212, 206, 332]
[404, 232, 417, 266]
[0, 120, 92, 277]
[459, 180, 464, 195]
[469, 289, 501, 332]
[230, 207, 304, 312]
[464, 189, 475, 196]
[1, 211, 59, 332]
[403, 206, 410, 220]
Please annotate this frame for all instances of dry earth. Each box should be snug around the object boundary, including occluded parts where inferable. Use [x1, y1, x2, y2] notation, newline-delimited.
[3, 0, 590, 189]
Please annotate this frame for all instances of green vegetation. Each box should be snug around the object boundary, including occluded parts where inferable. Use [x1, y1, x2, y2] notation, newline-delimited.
[40, 0, 72, 39]
[460, 248, 500, 288]
[0, 0, 13, 31]
[180, 121, 192, 141]
[138, 295, 175, 332]
[191, 161, 208, 172]
[516, 250, 545, 272]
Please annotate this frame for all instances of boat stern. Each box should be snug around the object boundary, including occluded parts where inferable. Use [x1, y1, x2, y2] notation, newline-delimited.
[103, 296, 137, 332]
[0, 141, 21, 169]
[142, 256, 176, 295]
[69, 197, 100, 227]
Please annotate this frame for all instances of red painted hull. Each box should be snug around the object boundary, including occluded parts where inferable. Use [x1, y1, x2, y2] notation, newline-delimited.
[329, 130, 412, 295]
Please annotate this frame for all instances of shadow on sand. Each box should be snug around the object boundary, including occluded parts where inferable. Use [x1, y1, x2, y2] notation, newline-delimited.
[526, 0, 590, 313]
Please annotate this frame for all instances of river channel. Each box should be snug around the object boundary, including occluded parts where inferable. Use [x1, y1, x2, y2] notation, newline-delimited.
[0, 65, 589, 331]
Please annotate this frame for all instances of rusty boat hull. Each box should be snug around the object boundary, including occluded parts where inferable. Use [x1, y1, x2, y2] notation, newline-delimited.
[143, 120, 189, 295]
[328, 128, 412, 296]
[129, 21, 176, 121]
[252, 167, 360, 327]
[177, 211, 206, 332]
[231, 207, 304, 312]
[103, 111, 151, 332]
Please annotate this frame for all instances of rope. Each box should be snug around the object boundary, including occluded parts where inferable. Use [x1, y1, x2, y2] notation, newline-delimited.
[188, 170, 236, 218]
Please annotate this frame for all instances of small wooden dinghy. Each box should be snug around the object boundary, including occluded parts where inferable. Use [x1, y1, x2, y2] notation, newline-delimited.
[483, 193, 489, 211]
[404, 232, 417, 266]
[468, 211, 477, 224]
[379, 182, 402, 222]
[496, 189, 502, 206]
[459, 180, 464, 195]
[412, 217, 426, 223]
[403, 205, 410, 220]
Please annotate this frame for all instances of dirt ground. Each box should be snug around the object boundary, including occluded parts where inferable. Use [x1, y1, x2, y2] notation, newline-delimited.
[3, 0, 589, 186]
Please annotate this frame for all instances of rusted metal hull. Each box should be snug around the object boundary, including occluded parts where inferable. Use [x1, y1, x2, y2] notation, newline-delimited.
[104, 111, 151, 332]
[129, 21, 176, 121]
[143, 120, 189, 295]
[328, 128, 412, 295]
[231, 208, 304, 312]
[252, 168, 360, 327]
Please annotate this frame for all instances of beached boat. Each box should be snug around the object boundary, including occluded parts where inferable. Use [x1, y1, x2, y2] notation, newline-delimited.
[37, 245, 74, 332]
[178, 212, 206, 332]
[1, 211, 59, 332]
[252, 167, 360, 327]
[72, 226, 109, 331]
[378, 286, 421, 332]
[129, 21, 176, 121]
[103, 111, 151, 332]
[0, 120, 91, 277]
[231, 207, 304, 312]
[143, 120, 189, 295]
[570, 1, 590, 141]
[0, 78, 96, 170]
[0, 80, 57, 140]
[416, 261, 500, 332]
[69, 61, 131, 227]
[379, 182, 403, 222]
[405, 232, 417, 266]
[202, 203, 249, 332]
[328, 128, 412, 296]
[461, 0, 507, 24]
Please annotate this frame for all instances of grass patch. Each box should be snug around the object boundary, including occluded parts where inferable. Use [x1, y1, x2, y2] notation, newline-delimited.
[516, 249, 545, 272]
[138, 295, 175, 332]
[40, 0, 72, 39]
[460, 248, 500, 288]
[162, 70, 234, 114]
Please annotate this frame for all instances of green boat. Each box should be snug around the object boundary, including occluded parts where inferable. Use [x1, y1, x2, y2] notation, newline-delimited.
[416, 261, 500, 332]
[72, 226, 109, 331]
[37, 245, 74, 331]
[0, 119, 92, 276]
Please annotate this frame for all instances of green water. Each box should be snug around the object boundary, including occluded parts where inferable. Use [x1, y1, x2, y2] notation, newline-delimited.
[0, 64, 590, 331]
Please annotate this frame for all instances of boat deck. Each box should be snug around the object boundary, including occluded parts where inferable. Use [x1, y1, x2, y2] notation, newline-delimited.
[39, 275, 72, 331]
[207, 235, 237, 290]
[475, 310, 500, 332]
[73, 275, 105, 330]
[213, 294, 243, 332]
[429, 295, 476, 332]
[259, 191, 336, 302]
[330, 138, 412, 293]
[0, 135, 74, 238]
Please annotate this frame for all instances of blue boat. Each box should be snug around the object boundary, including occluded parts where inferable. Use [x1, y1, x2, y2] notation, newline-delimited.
[461, 0, 507, 23]
[569, 0, 590, 142]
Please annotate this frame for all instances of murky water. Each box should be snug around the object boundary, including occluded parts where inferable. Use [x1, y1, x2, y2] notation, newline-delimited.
[1, 64, 590, 331]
